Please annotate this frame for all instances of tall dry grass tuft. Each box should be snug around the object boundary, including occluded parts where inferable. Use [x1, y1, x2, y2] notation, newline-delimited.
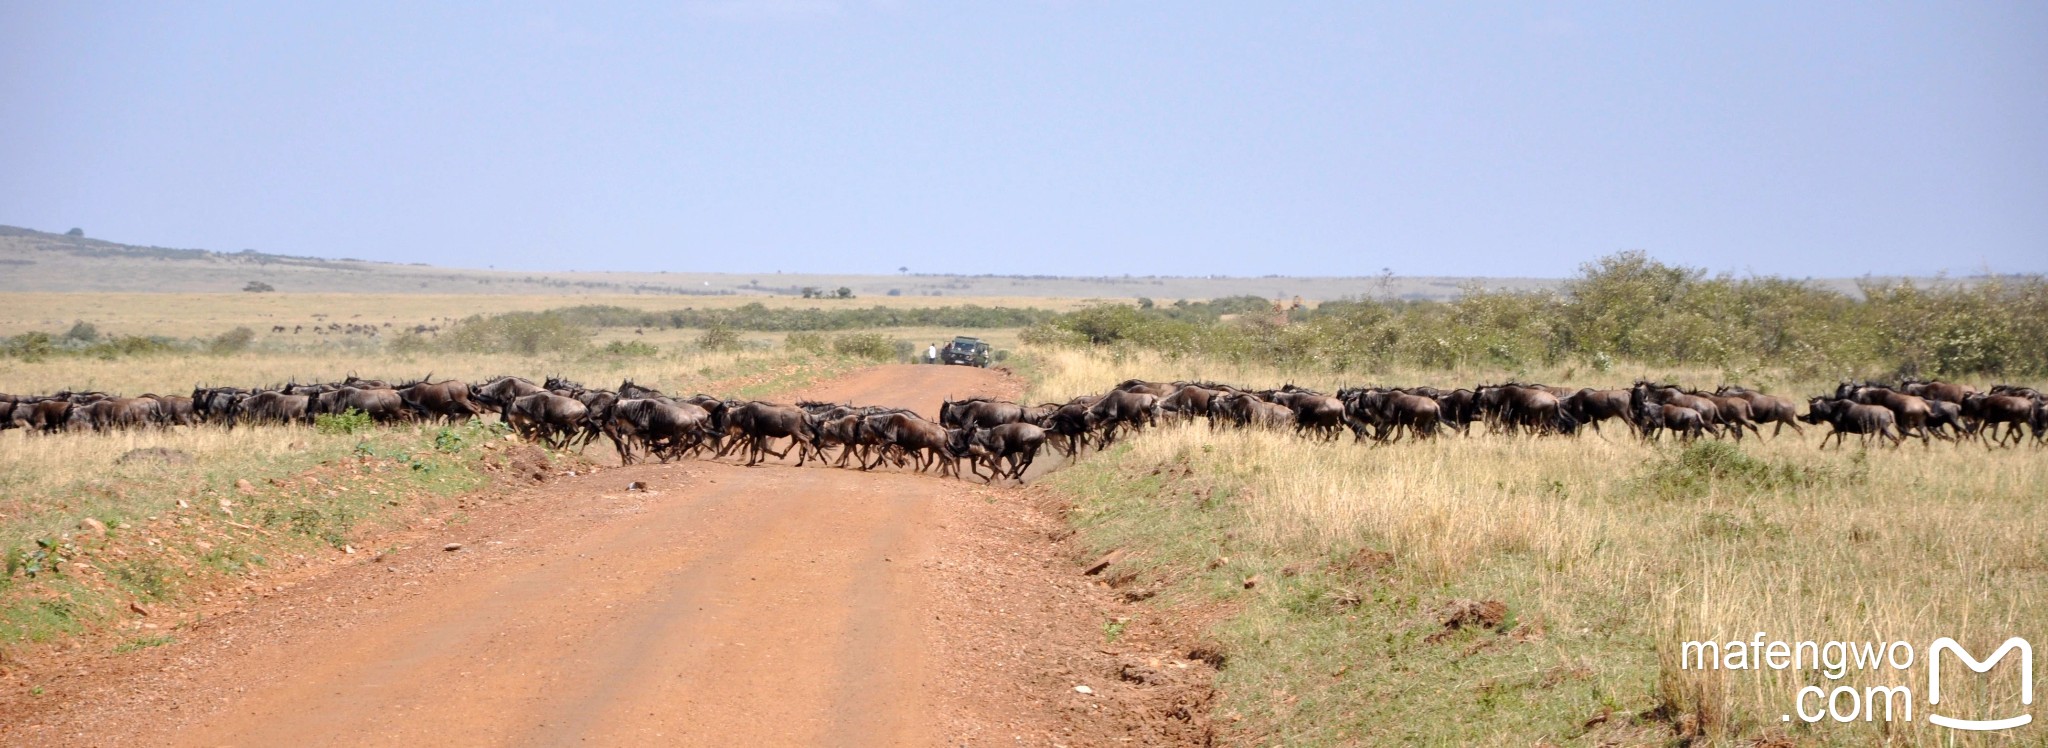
[1029, 345, 2048, 745]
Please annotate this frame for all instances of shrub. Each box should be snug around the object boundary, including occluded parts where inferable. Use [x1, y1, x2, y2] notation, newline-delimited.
[3, 332, 56, 361]
[62, 321, 99, 343]
[598, 340, 658, 357]
[207, 326, 257, 355]
[1634, 441, 1860, 498]
[242, 281, 275, 293]
[832, 332, 895, 362]
[785, 331, 829, 354]
[697, 324, 742, 351]
[437, 312, 590, 355]
[314, 408, 374, 435]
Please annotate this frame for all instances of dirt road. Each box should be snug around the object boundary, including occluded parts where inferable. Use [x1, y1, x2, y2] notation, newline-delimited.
[2, 365, 1213, 747]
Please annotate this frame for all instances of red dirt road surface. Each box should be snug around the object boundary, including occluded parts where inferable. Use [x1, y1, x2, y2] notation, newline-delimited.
[0, 365, 1215, 747]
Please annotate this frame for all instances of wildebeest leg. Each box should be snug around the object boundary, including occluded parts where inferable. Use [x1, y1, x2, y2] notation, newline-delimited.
[609, 431, 636, 465]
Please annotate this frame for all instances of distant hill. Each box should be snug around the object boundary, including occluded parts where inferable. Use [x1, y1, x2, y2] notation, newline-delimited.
[0, 224, 1959, 301]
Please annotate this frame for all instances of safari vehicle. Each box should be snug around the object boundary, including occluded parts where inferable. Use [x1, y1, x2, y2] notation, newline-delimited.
[940, 336, 992, 367]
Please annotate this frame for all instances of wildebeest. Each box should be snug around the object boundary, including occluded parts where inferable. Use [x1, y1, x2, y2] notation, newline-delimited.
[1632, 399, 1707, 443]
[227, 391, 311, 429]
[1041, 396, 1100, 456]
[1266, 386, 1348, 440]
[719, 401, 818, 467]
[397, 379, 483, 423]
[1561, 388, 1632, 434]
[1087, 390, 1161, 444]
[939, 397, 1027, 430]
[1714, 385, 1805, 437]
[1901, 378, 1977, 405]
[312, 386, 408, 422]
[950, 422, 1047, 483]
[1836, 383, 1932, 447]
[1481, 383, 1572, 436]
[861, 411, 956, 475]
[504, 392, 590, 450]
[472, 376, 544, 414]
[1800, 397, 1902, 449]
[1340, 388, 1439, 443]
[604, 397, 712, 464]
[1961, 392, 2036, 448]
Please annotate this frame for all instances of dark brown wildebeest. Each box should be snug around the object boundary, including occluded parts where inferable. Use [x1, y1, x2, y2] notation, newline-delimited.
[77, 397, 162, 432]
[1087, 390, 1161, 444]
[719, 401, 817, 467]
[1266, 386, 1348, 440]
[341, 374, 392, 390]
[1923, 399, 1966, 442]
[604, 398, 711, 464]
[1158, 383, 1227, 423]
[23, 398, 74, 434]
[950, 422, 1047, 483]
[191, 386, 248, 424]
[1433, 389, 1479, 435]
[1801, 397, 1902, 449]
[1343, 388, 1439, 443]
[810, 413, 871, 468]
[1213, 392, 1293, 430]
[1692, 390, 1762, 441]
[1901, 379, 1977, 405]
[144, 394, 198, 427]
[397, 379, 483, 423]
[1837, 383, 1933, 447]
[472, 376, 544, 414]
[505, 392, 590, 450]
[1714, 385, 1805, 437]
[1561, 388, 1632, 434]
[2, 402, 31, 433]
[1111, 379, 1176, 396]
[1041, 396, 1100, 456]
[312, 387, 408, 422]
[1961, 393, 2035, 448]
[618, 379, 663, 400]
[1629, 381, 1723, 439]
[1479, 383, 1571, 436]
[227, 391, 311, 429]
[863, 411, 955, 475]
[939, 397, 1026, 430]
[1632, 399, 1707, 443]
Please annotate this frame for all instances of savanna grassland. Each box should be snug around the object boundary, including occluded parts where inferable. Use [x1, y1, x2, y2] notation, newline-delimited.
[1026, 345, 2047, 746]
[4, 250, 2045, 746]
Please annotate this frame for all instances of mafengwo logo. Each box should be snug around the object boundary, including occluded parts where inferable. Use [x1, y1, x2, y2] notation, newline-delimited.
[1679, 634, 2034, 731]
[1928, 637, 2032, 731]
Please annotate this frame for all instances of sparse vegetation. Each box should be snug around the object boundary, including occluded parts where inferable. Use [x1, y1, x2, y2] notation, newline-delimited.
[431, 311, 590, 356]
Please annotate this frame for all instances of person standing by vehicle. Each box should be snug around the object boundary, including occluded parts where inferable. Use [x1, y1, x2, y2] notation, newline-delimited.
[926, 342, 938, 365]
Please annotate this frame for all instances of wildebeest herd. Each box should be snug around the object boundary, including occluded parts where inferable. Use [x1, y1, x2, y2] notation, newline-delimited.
[4, 374, 2044, 484]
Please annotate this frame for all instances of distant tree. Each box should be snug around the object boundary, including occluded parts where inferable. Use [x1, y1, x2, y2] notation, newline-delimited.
[834, 287, 854, 299]
[243, 281, 276, 293]
[62, 320, 99, 343]
[800, 286, 821, 299]
[65, 228, 84, 237]
[886, 288, 903, 297]
[898, 266, 908, 274]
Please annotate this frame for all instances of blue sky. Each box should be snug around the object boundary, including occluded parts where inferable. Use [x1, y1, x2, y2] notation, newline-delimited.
[2, 2, 2042, 277]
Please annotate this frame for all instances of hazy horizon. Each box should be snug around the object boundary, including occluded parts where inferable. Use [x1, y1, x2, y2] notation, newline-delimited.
[3, 3, 2043, 279]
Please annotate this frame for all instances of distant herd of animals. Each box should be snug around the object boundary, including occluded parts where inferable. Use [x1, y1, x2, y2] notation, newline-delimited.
[3, 375, 2045, 484]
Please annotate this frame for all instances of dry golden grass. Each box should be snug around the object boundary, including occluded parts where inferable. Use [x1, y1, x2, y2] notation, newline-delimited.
[0, 345, 846, 397]
[1030, 346, 2048, 745]
[0, 292, 1082, 338]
